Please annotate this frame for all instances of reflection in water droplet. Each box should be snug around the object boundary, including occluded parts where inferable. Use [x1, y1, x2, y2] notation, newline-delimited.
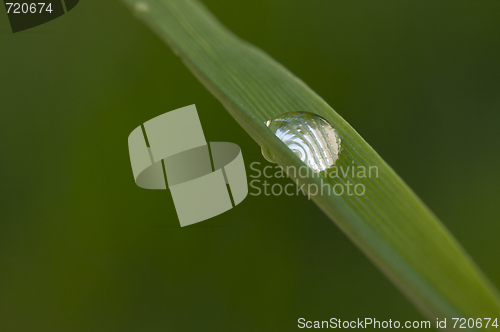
[262, 112, 341, 172]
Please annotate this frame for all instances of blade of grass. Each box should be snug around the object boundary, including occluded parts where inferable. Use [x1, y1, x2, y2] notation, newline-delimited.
[122, 0, 500, 322]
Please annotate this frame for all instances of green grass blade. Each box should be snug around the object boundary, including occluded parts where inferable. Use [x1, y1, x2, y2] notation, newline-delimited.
[122, 0, 500, 321]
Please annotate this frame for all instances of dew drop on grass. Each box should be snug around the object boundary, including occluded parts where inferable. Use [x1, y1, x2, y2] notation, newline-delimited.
[261, 112, 341, 172]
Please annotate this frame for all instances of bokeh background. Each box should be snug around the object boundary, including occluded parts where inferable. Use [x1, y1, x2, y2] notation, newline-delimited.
[1, 1, 500, 331]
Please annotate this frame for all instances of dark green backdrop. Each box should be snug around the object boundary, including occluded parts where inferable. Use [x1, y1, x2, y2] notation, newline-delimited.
[1, 1, 499, 331]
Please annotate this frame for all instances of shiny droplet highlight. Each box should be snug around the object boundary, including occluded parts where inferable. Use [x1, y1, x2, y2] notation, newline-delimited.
[261, 112, 341, 172]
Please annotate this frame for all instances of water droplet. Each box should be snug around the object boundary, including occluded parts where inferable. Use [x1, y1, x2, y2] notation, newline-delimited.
[134, 1, 150, 13]
[262, 112, 341, 172]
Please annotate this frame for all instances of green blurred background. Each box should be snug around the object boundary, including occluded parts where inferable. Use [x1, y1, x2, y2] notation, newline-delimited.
[1, 1, 499, 331]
